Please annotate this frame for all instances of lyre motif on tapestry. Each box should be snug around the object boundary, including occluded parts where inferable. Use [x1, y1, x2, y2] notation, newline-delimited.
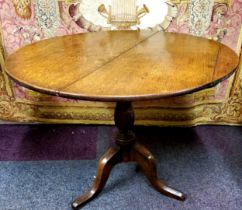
[98, 0, 149, 29]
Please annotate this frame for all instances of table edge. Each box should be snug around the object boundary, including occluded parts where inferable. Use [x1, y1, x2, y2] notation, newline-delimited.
[4, 31, 240, 102]
[5, 65, 238, 102]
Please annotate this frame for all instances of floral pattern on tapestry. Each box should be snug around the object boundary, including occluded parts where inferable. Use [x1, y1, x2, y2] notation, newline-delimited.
[0, 0, 86, 102]
[167, 0, 242, 106]
[35, 0, 61, 38]
[168, 0, 242, 52]
[188, 0, 214, 36]
[0, 1, 86, 55]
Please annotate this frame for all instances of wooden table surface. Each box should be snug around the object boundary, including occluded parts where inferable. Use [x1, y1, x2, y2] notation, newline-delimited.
[5, 31, 239, 102]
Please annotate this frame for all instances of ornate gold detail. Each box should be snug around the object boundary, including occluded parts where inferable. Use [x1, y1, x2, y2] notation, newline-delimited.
[12, 0, 32, 19]
[0, 45, 4, 62]
[195, 2, 233, 43]
[0, 68, 16, 120]
[0, 29, 5, 61]
[0, 29, 14, 98]
[207, 79, 242, 123]
[202, 56, 242, 124]
[0, 98, 15, 119]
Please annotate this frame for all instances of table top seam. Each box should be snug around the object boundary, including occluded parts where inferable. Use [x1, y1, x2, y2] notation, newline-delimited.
[212, 44, 221, 81]
[59, 31, 160, 91]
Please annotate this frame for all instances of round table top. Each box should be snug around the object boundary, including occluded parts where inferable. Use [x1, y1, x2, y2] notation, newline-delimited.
[5, 31, 239, 102]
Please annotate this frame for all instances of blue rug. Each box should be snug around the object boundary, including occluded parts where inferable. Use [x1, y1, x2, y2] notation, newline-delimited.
[0, 125, 242, 210]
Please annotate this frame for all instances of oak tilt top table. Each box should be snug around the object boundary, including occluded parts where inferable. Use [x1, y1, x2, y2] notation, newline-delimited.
[5, 31, 239, 209]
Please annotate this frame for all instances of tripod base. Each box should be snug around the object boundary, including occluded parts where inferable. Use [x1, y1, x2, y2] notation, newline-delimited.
[72, 102, 185, 209]
[72, 142, 185, 209]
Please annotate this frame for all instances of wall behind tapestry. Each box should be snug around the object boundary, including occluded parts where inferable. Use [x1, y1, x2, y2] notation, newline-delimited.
[0, 0, 241, 125]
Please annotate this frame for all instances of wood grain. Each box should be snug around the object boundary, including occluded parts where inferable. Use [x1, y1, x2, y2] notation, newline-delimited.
[5, 31, 239, 102]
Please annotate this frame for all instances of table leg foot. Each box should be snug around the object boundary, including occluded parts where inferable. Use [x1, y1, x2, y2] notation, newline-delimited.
[71, 147, 122, 209]
[133, 143, 186, 201]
